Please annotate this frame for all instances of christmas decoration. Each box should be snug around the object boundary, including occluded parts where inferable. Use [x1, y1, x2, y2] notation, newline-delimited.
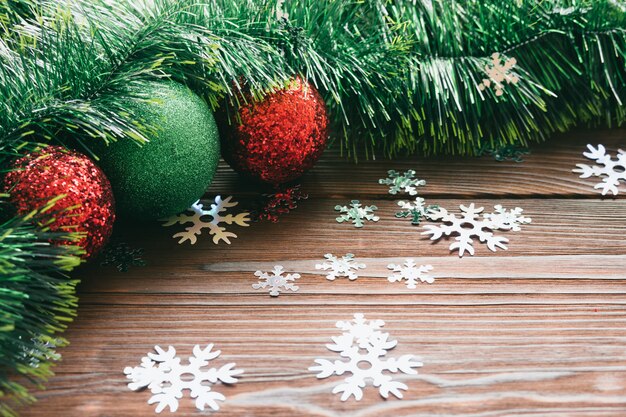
[478, 144, 530, 162]
[218, 77, 329, 184]
[422, 204, 531, 257]
[395, 198, 438, 226]
[124, 344, 243, 413]
[309, 313, 423, 401]
[100, 241, 146, 272]
[335, 200, 380, 228]
[387, 260, 434, 289]
[93, 81, 221, 219]
[251, 185, 308, 222]
[252, 266, 301, 297]
[162, 196, 250, 245]
[478, 53, 519, 96]
[315, 253, 366, 281]
[2, 146, 115, 259]
[573, 144, 626, 196]
[379, 170, 426, 195]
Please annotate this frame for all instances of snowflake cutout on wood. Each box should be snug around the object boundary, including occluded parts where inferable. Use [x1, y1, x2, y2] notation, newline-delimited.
[315, 253, 366, 281]
[124, 344, 243, 413]
[252, 265, 301, 296]
[379, 169, 426, 195]
[387, 260, 434, 289]
[422, 203, 531, 257]
[478, 53, 519, 96]
[162, 196, 250, 244]
[395, 197, 438, 226]
[335, 200, 379, 228]
[573, 144, 626, 195]
[309, 313, 423, 401]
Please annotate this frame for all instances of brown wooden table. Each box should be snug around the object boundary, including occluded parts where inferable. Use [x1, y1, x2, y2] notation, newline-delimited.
[22, 129, 626, 416]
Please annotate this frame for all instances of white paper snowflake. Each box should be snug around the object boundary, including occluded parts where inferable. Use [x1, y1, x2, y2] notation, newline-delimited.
[573, 144, 626, 195]
[124, 344, 243, 413]
[422, 203, 531, 257]
[335, 200, 380, 228]
[379, 169, 426, 195]
[309, 313, 422, 401]
[315, 253, 366, 281]
[396, 197, 439, 226]
[252, 265, 301, 296]
[478, 53, 519, 96]
[387, 260, 434, 289]
[162, 196, 250, 245]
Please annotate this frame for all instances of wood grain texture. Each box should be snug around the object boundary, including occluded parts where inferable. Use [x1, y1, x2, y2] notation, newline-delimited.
[18, 129, 626, 417]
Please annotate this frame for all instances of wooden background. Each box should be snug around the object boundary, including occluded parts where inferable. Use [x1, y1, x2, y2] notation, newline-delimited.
[22, 129, 626, 416]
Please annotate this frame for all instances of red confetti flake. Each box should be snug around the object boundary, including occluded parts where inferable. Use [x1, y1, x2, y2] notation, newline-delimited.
[219, 77, 329, 185]
[252, 185, 308, 223]
[3, 145, 115, 259]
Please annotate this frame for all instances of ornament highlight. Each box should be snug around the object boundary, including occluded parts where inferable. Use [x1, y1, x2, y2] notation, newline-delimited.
[94, 81, 221, 219]
[218, 77, 329, 184]
[2, 145, 115, 259]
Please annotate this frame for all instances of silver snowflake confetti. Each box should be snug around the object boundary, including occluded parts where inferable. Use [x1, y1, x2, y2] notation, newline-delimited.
[573, 144, 626, 196]
[252, 265, 301, 296]
[395, 197, 438, 226]
[387, 260, 434, 289]
[335, 200, 380, 228]
[379, 169, 426, 195]
[309, 313, 422, 401]
[315, 253, 366, 281]
[422, 203, 531, 257]
[162, 196, 250, 244]
[124, 344, 243, 413]
[478, 53, 519, 96]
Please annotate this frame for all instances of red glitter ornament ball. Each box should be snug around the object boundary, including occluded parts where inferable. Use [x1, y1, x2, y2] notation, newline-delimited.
[3, 146, 115, 260]
[218, 77, 329, 184]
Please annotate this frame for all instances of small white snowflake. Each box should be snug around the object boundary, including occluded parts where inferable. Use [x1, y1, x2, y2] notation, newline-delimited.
[379, 169, 426, 195]
[396, 197, 439, 226]
[309, 313, 422, 401]
[124, 344, 243, 413]
[252, 265, 301, 296]
[573, 144, 626, 195]
[387, 260, 434, 289]
[315, 253, 366, 281]
[162, 196, 250, 244]
[478, 53, 519, 96]
[422, 203, 531, 257]
[335, 200, 380, 228]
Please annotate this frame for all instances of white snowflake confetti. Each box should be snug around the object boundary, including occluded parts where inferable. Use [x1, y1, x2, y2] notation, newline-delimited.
[315, 253, 366, 281]
[387, 260, 434, 289]
[335, 200, 380, 228]
[162, 196, 250, 245]
[309, 313, 422, 401]
[478, 53, 519, 96]
[395, 197, 438, 226]
[573, 144, 626, 195]
[124, 344, 243, 413]
[379, 169, 426, 195]
[422, 203, 531, 257]
[252, 265, 301, 296]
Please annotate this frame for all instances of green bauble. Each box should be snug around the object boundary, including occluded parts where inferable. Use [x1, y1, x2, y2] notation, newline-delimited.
[96, 81, 220, 219]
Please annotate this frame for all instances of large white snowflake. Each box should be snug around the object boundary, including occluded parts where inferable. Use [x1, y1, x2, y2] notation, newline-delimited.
[573, 144, 626, 195]
[422, 203, 531, 257]
[315, 253, 366, 281]
[162, 196, 250, 244]
[252, 265, 301, 296]
[379, 169, 426, 195]
[124, 344, 243, 413]
[309, 313, 422, 401]
[335, 200, 380, 228]
[387, 260, 434, 289]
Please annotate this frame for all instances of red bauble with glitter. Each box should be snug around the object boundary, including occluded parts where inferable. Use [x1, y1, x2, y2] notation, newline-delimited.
[218, 77, 330, 184]
[3, 146, 115, 260]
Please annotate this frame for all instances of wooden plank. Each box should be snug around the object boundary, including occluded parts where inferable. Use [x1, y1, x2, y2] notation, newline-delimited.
[209, 129, 626, 198]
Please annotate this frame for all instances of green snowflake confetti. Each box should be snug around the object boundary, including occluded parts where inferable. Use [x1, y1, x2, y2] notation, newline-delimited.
[334, 200, 380, 228]
[478, 144, 530, 162]
[100, 241, 146, 272]
[395, 197, 439, 226]
[378, 169, 426, 195]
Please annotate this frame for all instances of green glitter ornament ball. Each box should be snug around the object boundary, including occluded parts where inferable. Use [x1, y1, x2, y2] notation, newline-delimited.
[95, 81, 220, 219]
